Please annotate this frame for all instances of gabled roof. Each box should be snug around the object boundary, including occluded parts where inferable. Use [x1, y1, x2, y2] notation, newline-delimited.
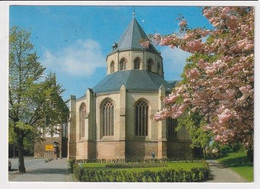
[92, 70, 174, 94]
[110, 17, 159, 54]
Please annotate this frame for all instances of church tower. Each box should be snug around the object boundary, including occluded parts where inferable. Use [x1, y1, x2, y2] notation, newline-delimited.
[106, 16, 164, 77]
[67, 15, 192, 161]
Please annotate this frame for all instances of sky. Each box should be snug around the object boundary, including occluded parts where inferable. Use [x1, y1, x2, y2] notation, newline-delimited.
[9, 6, 213, 101]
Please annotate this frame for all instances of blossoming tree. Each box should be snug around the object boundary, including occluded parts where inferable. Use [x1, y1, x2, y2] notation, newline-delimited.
[149, 7, 254, 158]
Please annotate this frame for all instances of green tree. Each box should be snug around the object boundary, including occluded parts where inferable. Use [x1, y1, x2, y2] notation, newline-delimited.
[9, 26, 69, 173]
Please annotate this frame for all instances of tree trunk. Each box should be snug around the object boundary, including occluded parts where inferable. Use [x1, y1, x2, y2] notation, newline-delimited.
[17, 137, 26, 173]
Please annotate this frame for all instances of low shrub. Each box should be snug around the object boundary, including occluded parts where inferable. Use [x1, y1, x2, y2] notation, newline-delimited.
[105, 162, 167, 168]
[73, 161, 209, 182]
[68, 159, 76, 173]
[73, 163, 83, 180]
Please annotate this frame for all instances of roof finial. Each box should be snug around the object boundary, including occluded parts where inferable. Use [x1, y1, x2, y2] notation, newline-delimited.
[133, 7, 136, 17]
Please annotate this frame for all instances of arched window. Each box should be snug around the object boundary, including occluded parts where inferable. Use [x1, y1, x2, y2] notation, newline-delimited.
[79, 103, 86, 138]
[119, 58, 126, 71]
[167, 118, 177, 138]
[110, 61, 115, 73]
[135, 99, 148, 136]
[157, 62, 161, 73]
[102, 99, 114, 136]
[134, 57, 140, 69]
[147, 59, 154, 72]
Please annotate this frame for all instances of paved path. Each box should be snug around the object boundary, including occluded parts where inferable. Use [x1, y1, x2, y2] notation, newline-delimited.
[9, 158, 72, 182]
[206, 160, 248, 182]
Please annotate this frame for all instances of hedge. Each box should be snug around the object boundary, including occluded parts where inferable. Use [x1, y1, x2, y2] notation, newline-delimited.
[72, 162, 209, 182]
[105, 162, 168, 168]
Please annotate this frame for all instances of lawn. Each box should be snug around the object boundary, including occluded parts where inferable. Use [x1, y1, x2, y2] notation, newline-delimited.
[217, 151, 253, 182]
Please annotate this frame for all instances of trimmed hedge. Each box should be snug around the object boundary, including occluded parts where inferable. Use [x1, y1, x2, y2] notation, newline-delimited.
[72, 161, 209, 182]
[106, 162, 168, 168]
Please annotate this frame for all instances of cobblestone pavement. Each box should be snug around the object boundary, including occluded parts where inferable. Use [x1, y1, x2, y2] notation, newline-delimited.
[206, 159, 249, 182]
[9, 158, 72, 182]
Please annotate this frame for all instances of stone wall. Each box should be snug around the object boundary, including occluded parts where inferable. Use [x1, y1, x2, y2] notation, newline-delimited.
[76, 140, 96, 160]
[126, 140, 158, 160]
[34, 137, 62, 158]
[96, 141, 125, 160]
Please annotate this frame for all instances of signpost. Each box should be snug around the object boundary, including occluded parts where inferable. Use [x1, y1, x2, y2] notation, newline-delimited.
[45, 144, 54, 151]
[45, 144, 54, 162]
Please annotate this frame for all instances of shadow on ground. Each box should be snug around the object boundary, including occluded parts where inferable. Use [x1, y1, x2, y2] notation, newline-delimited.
[26, 168, 68, 175]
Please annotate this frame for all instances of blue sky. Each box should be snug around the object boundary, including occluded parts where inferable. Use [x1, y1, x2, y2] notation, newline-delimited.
[10, 6, 213, 101]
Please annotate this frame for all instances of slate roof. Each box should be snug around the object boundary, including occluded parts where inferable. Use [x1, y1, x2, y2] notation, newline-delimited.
[110, 17, 159, 55]
[92, 70, 174, 94]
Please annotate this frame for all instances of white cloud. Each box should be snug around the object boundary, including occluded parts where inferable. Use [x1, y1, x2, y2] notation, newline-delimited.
[41, 39, 106, 77]
[161, 47, 191, 80]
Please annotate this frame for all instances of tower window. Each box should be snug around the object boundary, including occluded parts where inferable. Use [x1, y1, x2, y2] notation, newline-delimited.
[134, 57, 140, 69]
[167, 118, 177, 138]
[158, 62, 161, 73]
[119, 58, 126, 71]
[135, 99, 148, 136]
[79, 103, 86, 138]
[102, 99, 114, 136]
[110, 61, 115, 73]
[147, 59, 154, 72]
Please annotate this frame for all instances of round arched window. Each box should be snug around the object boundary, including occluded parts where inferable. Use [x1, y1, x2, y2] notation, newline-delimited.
[110, 61, 115, 73]
[147, 59, 154, 72]
[119, 58, 126, 71]
[134, 57, 140, 69]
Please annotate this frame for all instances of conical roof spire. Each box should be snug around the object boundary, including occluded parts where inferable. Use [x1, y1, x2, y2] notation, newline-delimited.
[110, 17, 159, 54]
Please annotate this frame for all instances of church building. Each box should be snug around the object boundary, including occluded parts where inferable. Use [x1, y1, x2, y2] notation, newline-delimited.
[67, 16, 192, 161]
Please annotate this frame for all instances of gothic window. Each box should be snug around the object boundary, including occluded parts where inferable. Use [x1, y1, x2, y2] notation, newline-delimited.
[119, 58, 126, 71]
[147, 59, 154, 72]
[134, 57, 140, 69]
[167, 118, 177, 138]
[135, 99, 148, 136]
[102, 99, 114, 136]
[110, 61, 115, 73]
[79, 103, 86, 138]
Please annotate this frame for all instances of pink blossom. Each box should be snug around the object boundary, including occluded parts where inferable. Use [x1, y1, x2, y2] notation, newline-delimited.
[186, 40, 203, 52]
[226, 15, 238, 29]
[183, 33, 193, 40]
[226, 89, 235, 98]
[205, 67, 216, 76]
[186, 68, 200, 79]
[239, 85, 251, 94]
[163, 93, 178, 104]
[179, 19, 187, 27]
[203, 9, 213, 18]
[218, 108, 232, 124]
[215, 135, 221, 141]
[160, 36, 172, 46]
[141, 40, 150, 48]
[222, 7, 231, 14]
[197, 59, 206, 69]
